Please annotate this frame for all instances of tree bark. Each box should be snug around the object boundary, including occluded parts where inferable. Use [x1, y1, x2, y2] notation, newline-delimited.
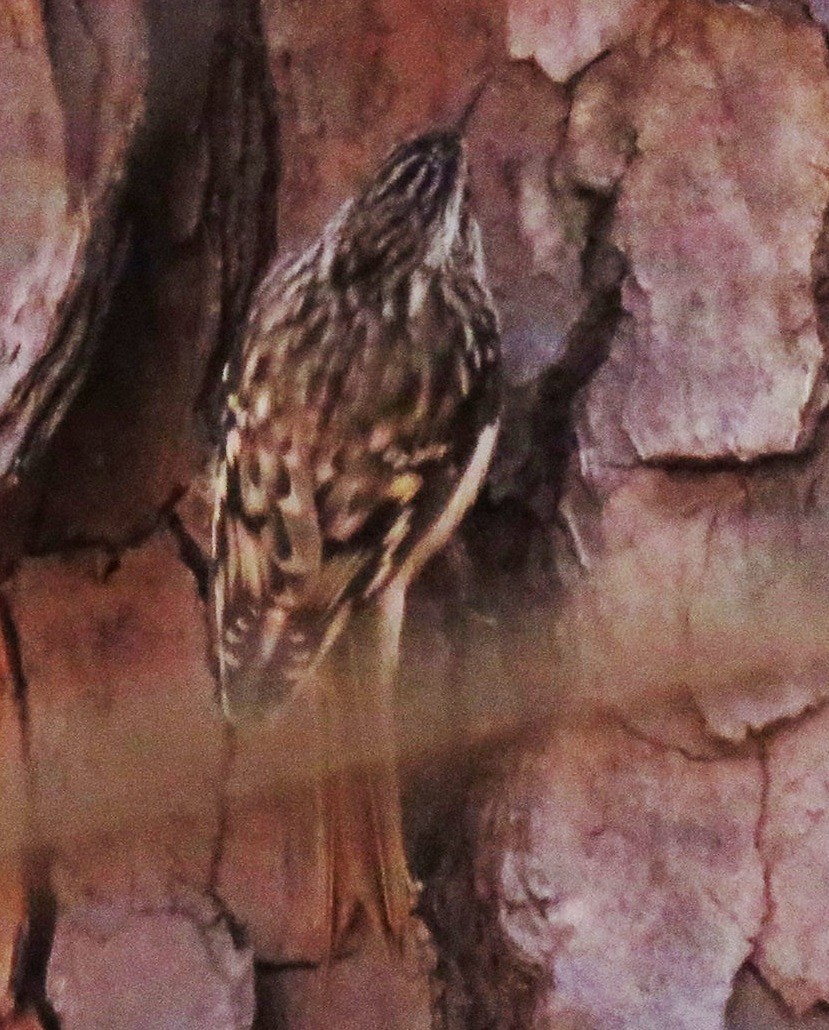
[2, 0, 829, 1028]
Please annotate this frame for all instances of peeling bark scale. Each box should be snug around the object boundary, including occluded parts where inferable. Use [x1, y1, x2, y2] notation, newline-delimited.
[2, 0, 829, 1028]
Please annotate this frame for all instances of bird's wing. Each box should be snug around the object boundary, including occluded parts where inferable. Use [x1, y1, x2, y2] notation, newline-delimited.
[213, 271, 499, 715]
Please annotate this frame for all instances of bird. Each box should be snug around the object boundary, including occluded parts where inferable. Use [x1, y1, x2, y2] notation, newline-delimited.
[212, 91, 501, 956]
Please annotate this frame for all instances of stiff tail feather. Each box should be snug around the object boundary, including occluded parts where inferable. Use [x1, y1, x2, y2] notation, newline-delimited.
[318, 599, 413, 955]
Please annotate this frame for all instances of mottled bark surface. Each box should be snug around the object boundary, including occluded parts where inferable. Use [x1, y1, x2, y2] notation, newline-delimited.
[0, 620, 27, 1019]
[0, 0, 275, 1024]
[426, 3, 829, 1029]
[47, 891, 253, 1030]
[2, 0, 829, 1027]
[0, 0, 143, 482]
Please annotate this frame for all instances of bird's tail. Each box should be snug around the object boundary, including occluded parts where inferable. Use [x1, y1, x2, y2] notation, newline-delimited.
[318, 598, 414, 955]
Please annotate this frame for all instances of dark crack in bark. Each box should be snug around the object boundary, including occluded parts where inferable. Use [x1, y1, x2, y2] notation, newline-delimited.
[167, 490, 236, 942]
[421, 77, 631, 1029]
[423, 762, 550, 1030]
[615, 714, 752, 764]
[196, 0, 280, 436]
[749, 732, 774, 959]
[29, 0, 278, 553]
[9, 0, 145, 482]
[1, 217, 133, 486]
[0, 598, 59, 1030]
[25, 483, 186, 575]
[167, 508, 211, 603]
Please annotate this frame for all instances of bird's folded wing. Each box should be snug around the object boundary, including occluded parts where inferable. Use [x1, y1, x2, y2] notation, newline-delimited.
[213, 274, 498, 714]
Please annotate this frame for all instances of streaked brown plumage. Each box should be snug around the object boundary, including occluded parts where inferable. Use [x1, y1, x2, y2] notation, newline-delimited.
[213, 121, 501, 952]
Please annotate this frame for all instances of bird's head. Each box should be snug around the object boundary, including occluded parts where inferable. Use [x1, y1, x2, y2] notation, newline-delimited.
[329, 130, 473, 286]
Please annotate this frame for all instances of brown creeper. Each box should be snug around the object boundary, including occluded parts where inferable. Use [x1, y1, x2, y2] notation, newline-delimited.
[213, 116, 501, 951]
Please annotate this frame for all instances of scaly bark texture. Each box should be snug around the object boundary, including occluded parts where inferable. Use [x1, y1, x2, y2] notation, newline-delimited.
[46, 891, 253, 1030]
[0, 0, 143, 481]
[33, 0, 276, 547]
[0, 0, 276, 1023]
[426, 3, 829, 1029]
[3, 0, 829, 1027]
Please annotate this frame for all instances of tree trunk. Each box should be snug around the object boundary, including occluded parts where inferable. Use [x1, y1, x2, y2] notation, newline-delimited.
[2, 0, 829, 1028]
